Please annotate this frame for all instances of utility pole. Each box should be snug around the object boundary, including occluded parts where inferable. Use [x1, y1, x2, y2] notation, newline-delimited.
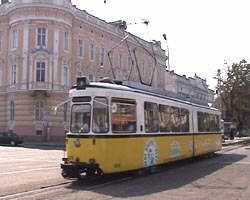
[216, 68, 223, 117]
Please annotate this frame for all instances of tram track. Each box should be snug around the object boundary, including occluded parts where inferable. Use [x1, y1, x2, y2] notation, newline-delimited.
[0, 174, 134, 200]
[1, 142, 249, 200]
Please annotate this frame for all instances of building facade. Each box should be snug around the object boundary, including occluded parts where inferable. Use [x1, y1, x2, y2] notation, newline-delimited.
[165, 71, 214, 105]
[0, 0, 167, 142]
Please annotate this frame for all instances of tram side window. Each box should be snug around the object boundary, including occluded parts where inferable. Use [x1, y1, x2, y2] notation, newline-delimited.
[198, 112, 219, 132]
[169, 106, 180, 132]
[144, 102, 159, 133]
[180, 108, 190, 132]
[209, 114, 216, 132]
[93, 97, 109, 133]
[159, 104, 172, 132]
[71, 104, 91, 133]
[215, 115, 220, 131]
[210, 114, 220, 132]
[111, 98, 136, 133]
[198, 112, 208, 132]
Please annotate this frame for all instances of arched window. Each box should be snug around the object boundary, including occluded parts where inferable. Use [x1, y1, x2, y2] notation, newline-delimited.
[35, 100, 44, 121]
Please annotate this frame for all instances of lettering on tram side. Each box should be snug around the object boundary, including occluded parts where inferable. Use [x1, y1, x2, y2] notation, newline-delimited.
[144, 139, 158, 167]
[204, 138, 211, 152]
[170, 141, 181, 158]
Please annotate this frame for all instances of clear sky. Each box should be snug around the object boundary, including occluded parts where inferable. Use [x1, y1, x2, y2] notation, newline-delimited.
[72, 0, 250, 90]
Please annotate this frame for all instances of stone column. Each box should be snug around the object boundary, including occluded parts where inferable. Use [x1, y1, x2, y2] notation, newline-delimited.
[21, 20, 30, 90]
[53, 27, 59, 90]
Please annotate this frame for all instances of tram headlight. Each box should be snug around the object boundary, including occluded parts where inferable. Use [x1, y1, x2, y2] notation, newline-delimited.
[89, 158, 96, 164]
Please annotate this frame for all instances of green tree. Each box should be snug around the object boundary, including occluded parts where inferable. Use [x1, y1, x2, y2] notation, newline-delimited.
[217, 59, 250, 132]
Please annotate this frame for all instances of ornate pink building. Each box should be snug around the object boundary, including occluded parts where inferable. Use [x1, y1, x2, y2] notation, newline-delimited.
[0, 0, 167, 142]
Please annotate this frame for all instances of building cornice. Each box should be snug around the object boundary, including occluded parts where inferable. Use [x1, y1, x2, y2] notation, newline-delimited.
[9, 16, 72, 27]
[1, 2, 166, 59]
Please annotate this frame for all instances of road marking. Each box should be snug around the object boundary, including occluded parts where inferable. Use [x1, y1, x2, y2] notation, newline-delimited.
[0, 166, 59, 175]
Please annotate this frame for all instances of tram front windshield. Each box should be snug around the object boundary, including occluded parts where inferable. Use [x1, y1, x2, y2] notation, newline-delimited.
[71, 104, 91, 133]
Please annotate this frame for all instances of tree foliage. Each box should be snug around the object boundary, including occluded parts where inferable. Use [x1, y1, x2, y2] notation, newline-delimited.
[217, 59, 250, 131]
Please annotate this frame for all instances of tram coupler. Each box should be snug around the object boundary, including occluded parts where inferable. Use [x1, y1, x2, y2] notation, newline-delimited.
[61, 161, 102, 179]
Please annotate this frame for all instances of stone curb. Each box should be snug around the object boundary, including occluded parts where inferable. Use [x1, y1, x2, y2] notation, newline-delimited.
[23, 143, 65, 148]
[222, 138, 250, 146]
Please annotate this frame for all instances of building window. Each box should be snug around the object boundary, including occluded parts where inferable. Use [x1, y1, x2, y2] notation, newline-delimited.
[142, 61, 145, 77]
[78, 39, 83, 57]
[0, 63, 2, 87]
[10, 64, 17, 85]
[11, 29, 17, 49]
[0, 31, 2, 51]
[37, 27, 46, 47]
[149, 63, 153, 78]
[63, 65, 69, 86]
[100, 46, 105, 64]
[36, 61, 45, 82]
[127, 57, 132, 71]
[64, 31, 69, 51]
[88, 74, 94, 82]
[89, 42, 95, 61]
[35, 100, 44, 121]
[109, 50, 114, 65]
[118, 54, 122, 69]
[10, 101, 15, 121]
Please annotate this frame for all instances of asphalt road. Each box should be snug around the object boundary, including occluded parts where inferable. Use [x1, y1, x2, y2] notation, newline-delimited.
[0, 142, 250, 200]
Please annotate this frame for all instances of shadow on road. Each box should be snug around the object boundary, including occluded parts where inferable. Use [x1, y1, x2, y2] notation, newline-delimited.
[66, 153, 247, 198]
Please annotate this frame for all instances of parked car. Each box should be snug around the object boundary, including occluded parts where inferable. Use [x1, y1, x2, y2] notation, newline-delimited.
[0, 132, 23, 146]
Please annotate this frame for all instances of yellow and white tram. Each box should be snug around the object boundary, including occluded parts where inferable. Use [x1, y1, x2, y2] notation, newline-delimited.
[61, 77, 222, 178]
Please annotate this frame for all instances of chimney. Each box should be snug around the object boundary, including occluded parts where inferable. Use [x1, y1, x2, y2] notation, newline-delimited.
[1, 0, 9, 4]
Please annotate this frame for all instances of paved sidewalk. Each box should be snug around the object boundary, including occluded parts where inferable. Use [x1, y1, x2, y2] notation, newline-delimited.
[222, 136, 250, 146]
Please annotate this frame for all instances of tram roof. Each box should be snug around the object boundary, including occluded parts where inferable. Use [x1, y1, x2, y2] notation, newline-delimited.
[71, 78, 219, 112]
